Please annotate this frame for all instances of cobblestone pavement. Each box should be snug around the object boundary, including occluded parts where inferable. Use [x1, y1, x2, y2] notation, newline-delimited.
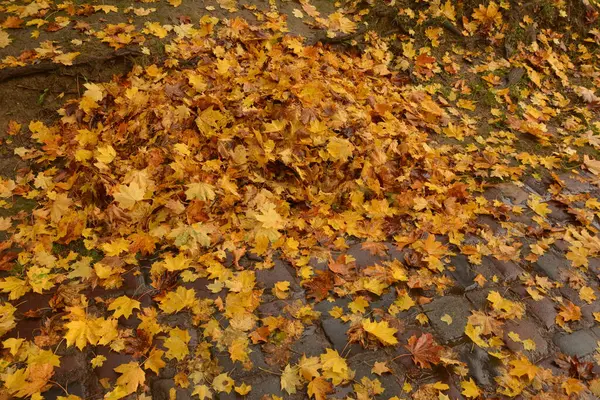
[6, 168, 600, 399]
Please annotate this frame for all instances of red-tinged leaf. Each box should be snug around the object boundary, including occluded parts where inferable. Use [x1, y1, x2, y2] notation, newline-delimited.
[404, 333, 443, 369]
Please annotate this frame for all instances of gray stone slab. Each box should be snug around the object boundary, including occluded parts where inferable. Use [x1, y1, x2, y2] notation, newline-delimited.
[534, 251, 568, 282]
[423, 296, 472, 343]
[554, 330, 598, 357]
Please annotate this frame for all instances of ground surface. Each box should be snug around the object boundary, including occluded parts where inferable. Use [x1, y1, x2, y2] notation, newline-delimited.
[1, 0, 600, 400]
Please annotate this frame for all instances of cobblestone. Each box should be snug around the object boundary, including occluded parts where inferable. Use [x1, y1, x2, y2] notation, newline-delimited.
[485, 257, 524, 282]
[423, 296, 471, 343]
[447, 255, 477, 290]
[534, 251, 569, 282]
[526, 297, 558, 329]
[458, 344, 500, 387]
[503, 319, 549, 356]
[554, 330, 598, 357]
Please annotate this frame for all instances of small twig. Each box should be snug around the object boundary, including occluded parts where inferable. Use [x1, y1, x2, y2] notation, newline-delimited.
[391, 353, 412, 361]
[258, 367, 281, 376]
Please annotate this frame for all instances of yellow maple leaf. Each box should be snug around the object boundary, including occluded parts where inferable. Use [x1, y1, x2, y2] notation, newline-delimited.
[53, 52, 80, 65]
[509, 356, 538, 381]
[327, 137, 354, 162]
[0, 277, 30, 300]
[235, 383, 251, 395]
[95, 145, 116, 164]
[3, 338, 24, 356]
[0, 30, 12, 48]
[108, 295, 141, 319]
[90, 355, 106, 368]
[460, 378, 481, 398]
[64, 319, 99, 350]
[185, 182, 216, 202]
[0, 302, 17, 337]
[281, 364, 301, 394]
[164, 327, 190, 361]
[362, 319, 398, 345]
[192, 385, 212, 400]
[144, 348, 165, 374]
[213, 373, 234, 393]
[371, 361, 391, 375]
[308, 377, 333, 400]
[114, 362, 145, 395]
[527, 195, 551, 217]
[114, 181, 145, 210]
[159, 287, 198, 314]
[299, 355, 321, 381]
[580, 286, 597, 304]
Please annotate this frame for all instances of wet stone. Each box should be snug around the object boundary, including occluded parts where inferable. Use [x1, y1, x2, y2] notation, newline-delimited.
[459, 344, 500, 387]
[466, 288, 493, 311]
[534, 251, 569, 282]
[291, 325, 331, 359]
[447, 255, 477, 290]
[255, 257, 301, 292]
[485, 257, 524, 282]
[348, 351, 403, 396]
[554, 330, 598, 357]
[476, 215, 506, 236]
[244, 374, 304, 400]
[53, 349, 90, 386]
[503, 319, 549, 356]
[346, 242, 389, 269]
[547, 201, 574, 224]
[422, 296, 471, 343]
[558, 172, 593, 194]
[386, 242, 406, 262]
[526, 297, 557, 329]
[523, 175, 551, 197]
[496, 182, 529, 205]
[321, 317, 361, 357]
[370, 290, 396, 312]
[152, 379, 193, 400]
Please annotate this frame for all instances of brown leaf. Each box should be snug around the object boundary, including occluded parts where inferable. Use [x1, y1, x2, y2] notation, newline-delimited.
[361, 241, 388, 256]
[328, 254, 353, 276]
[307, 377, 333, 400]
[304, 270, 333, 302]
[404, 333, 443, 369]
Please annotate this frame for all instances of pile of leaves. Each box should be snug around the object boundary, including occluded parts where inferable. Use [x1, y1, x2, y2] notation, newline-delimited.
[0, 0, 600, 399]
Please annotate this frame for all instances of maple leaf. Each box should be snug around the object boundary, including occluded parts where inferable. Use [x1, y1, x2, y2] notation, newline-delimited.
[308, 377, 334, 400]
[213, 373, 234, 393]
[404, 333, 443, 369]
[113, 181, 145, 210]
[108, 295, 141, 319]
[159, 286, 197, 313]
[144, 348, 166, 374]
[192, 385, 212, 399]
[185, 182, 216, 202]
[372, 361, 391, 375]
[235, 383, 252, 395]
[0, 30, 12, 48]
[280, 364, 301, 394]
[584, 155, 600, 176]
[64, 319, 99, 350]
[164, 327, 190, 360]
[557, 301, 581, 325]
[461, 378, 481, 398]
[0, 276, 30, 300]
[509, 356, 538, 381]
[320, 349, 352, 385]
[362, 319, 399, 345]
[114, 362, 145, 395]
[299, 355, 321, 381]
[327, 137, 354, 162]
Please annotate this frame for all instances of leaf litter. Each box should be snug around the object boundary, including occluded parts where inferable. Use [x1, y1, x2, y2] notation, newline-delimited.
[0, 0, 600, 399]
